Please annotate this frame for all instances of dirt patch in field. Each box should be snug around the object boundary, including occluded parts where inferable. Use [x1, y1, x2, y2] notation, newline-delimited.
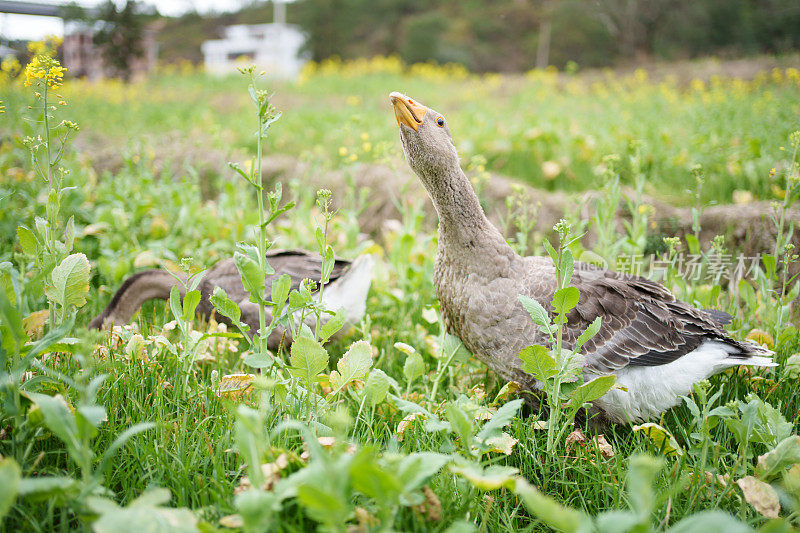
[259, 154, 800, 266]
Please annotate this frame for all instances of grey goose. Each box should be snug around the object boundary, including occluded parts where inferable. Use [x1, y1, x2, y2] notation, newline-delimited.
[89, 249, 374, 349]
[390, 91, 775, 424]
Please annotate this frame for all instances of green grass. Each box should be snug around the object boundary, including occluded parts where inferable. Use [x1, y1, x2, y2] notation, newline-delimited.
[1, 58, 800, 532]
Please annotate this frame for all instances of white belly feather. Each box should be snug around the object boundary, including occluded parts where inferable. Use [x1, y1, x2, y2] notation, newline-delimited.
[590, 340, 776, 424]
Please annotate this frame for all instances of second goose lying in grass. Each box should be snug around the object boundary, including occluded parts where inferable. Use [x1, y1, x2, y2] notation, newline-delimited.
[390, 91, 775, 424]
[89, 249, 374, 349]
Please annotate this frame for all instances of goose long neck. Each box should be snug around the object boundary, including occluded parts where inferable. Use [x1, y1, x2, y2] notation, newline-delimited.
[423, 163, 509, 253]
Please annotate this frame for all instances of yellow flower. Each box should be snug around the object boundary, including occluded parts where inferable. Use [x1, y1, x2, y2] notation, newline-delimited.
[338, 146, 348, 156]
[24, 55, 65, 88]
[0, 100, 4, 114]
[362, 142, 371, 152]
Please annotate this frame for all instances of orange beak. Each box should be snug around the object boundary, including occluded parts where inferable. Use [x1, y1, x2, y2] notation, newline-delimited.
[390, 92, 427, 131]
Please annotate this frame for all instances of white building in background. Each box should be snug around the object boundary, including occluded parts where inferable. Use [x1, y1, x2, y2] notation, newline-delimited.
[201, 21, 308, 79]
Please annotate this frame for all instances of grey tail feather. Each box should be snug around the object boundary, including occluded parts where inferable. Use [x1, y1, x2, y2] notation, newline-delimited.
[734, 355, 778, 367]
[726, 339, 777, 367]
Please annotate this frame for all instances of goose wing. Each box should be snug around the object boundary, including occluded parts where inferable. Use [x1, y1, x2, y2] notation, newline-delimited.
[265, 249, 352, 291]
[557, 265, 752, 374]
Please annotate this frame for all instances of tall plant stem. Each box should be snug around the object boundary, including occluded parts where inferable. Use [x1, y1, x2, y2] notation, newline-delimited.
[42, 84, 57, 330]
[254, 110, 268, 356]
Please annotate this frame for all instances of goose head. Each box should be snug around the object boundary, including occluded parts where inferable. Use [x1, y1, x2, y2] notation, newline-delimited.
[390, 92, 459, 183]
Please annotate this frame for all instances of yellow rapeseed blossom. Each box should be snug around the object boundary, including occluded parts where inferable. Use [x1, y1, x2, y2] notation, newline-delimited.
[24, 55, 65, 88]
[0, 100, 5, 113]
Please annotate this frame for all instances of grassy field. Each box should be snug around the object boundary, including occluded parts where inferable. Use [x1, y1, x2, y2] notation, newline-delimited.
[1, 52, 800, 532]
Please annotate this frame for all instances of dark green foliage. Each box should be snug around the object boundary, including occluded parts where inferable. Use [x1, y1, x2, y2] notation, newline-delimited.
[92, 1, 147, 81]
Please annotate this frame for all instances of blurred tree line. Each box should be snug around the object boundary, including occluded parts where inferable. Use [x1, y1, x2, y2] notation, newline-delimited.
[289, 0, 800, 70]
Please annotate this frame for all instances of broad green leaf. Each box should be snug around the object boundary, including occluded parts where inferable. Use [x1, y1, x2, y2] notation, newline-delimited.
[321, 245, 335, 284]
[518, 345, 556, 381]
[666, 511, 753, 533]
[632, 422, 683, 456]
[349, 448, 403, 505]
[445, 521, 478, 533]
[91, 490, 199, 533]
[329, 340, 372, 392]
[403, 351, 425, 385]
[476, 399, 524, 443]
[570, 375, 616, 408]
[551, 287, 580, 324]
[288, 336, 329, 383]
[443, 333, 471, 363]
[45, 253, 90, 309]
[0, 458, 21, 521]
[169, 285, 182, 324]
[756, 436, 800, 481]
[234, 251, 265, 303]
[209, 287, 246, 330]
[515, 478, 588, 532]
[16, 226, 39, 257]
[270, 274, 291, 313]
[762, 254, 777, 278]
[685, 234, 700, 255]
[542, 238, 559, 266]
[559, 248, 574, 288]
[627, 455, 663, 517]
[396, 452, 450, 493]
[296, 475, 349, 528]
[595, 510, 641, 533]
[17, 476, 79, 501]
[575, 317, 601, 352]
[446, 402, 474, 451]
[518, 294, 550, 326]
[181, 289, 201, 321]
[237, 242, 261, 263]
[0, 289, 28, 355]
[77, 404, 107, 430]
[451, 463, 518, 491]
[315, 227, 325, 251]
[364, 369, 392, 407]
[234, 489, 280, 532]
[319, 309, 347, 343]
[242, 352, 274, 369]
[26, 393, 79, 455]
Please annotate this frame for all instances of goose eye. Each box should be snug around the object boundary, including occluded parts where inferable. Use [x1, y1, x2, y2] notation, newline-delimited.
[436, 117, 445, 127]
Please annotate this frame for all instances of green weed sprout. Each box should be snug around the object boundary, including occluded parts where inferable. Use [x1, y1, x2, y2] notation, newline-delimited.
[517, 220, 615, 453]
[17, 47, 88, 331]
[218, 66, 293, 366]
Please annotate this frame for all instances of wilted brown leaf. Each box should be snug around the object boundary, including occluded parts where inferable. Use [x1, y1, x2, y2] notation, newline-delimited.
[219, 514, 243, 528]
[737, 476, 780, 518]
[565, 428, 587, 452]
[632, 422, 683, 456]
[593, 434, 614, 458]
[414, 486, 442, 521]
[22, 310, 49, 339]
[494, 381, 521, 404]
[396, 413, 423, 442]
[485, 433, 518, 455]
[217, 373, 255, 400]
